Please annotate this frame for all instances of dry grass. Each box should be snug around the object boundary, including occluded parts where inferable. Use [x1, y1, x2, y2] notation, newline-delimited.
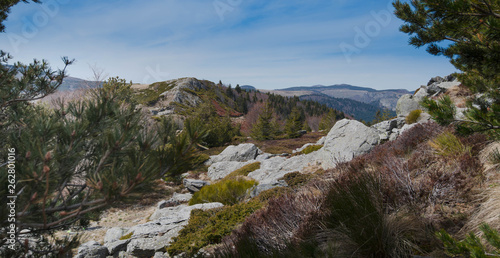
[445, 84, 472, 108]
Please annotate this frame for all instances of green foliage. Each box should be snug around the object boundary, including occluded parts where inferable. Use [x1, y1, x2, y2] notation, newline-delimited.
[224, 162, 261, 181]
[406, 109, 423, 125]
[251, 102, 279, 140]
[436, 223, 500, 258]
[166, 200, 263, 256]
[323, 172, 420, 257]
[421, 96, 456, 126]
[279, 172, 312, 188]
[189, 178, 257, 206]
[372, 109, 394, 125]
[284, 107, 305, 138]
[394, 0, 500, 135]
[133, 81, 175, 105]
[300, 144, 323, 155]
[428, 131, 471, 157]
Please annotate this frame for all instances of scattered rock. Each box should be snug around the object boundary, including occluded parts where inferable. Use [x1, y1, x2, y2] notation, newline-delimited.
[105, 239, 130, 255]
[206, 143, 262, 165]
[250, 180, 288, 198]
[154, 252, 170, 258]
[104, 227, 128, 243]
[157, 193, 193, 209]
[149, 203, 224, 223]
[75, 241, 109, 258]
[316, 119, 380, 169]
[183, 179, 210, 193]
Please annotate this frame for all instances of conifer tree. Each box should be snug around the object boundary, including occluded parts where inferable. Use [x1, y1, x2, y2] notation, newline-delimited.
[394, 0, 500, 136]
[235, 84, 242, 94]
[251, 103, 277, 140]
[285, 107, 305, 138]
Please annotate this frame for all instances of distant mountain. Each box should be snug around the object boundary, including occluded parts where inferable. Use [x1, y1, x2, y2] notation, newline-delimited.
[276, 84, 412, 111]
[58, 77, 102, 91]
[240, 85, 256, 92]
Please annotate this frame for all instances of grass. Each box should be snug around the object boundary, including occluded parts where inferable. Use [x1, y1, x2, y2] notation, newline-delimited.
[119, 232, 133, 240]
[189, 178, 257, 206]
[428, 131, 471, 157]
[299, 144, 323, 155]
[406, 109, 422, 124]
[250, 131, 326, 154]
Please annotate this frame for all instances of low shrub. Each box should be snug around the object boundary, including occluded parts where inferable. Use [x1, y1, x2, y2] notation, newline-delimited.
[300, 144, 323, 155]
[166, 200, 263, 256]
[255, 187, 292, 202]
[224, 162, 260, 181]
[406, 109, 422, 124]
[279, 172, 312, 188]
[189, 178, 257, 206]
[429, 131, 471, 157]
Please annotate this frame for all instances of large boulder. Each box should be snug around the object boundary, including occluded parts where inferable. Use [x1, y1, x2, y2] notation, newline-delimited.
[104, 227, 128, 243]
[157, 193, 193, 209]
[396, 94, 422, 117]
[248, 154, 320, 184]
[149, 203, 224, 222]
[316, 119, 380, 169]
[105, 239, 130, 255]
[207, 160, 255, 180]
[183, 179, 210, 193]
[206, 143, 261, 165]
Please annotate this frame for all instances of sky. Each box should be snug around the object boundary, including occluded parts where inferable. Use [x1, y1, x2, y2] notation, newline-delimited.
[0, 0, 458, 90]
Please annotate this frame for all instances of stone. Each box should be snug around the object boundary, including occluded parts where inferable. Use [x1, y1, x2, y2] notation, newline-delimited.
[249, 153, 320, 184]
[149, 203, 224, 222]
[105, 239, 130, 255]
[75, 241, 109, 258]
[207, 160, 255, 180]
[104, 227, 128, 243]
[396, 94, 422, 117]
[126, 238, 161, 258]
[315, 119, 380, 169]
[316, 136, 326, 145]
[183, 179, 209, 193]
[154, 252, 170, 258]
[206, 143, 262, 165]
[292, 143, 315, 154]
[250, 180, 288, 198]
[157, 193, 193, 209]
[427, 76, 444, 86]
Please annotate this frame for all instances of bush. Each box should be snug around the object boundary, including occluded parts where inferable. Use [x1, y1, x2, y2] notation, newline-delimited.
[166, 200, 263, 256]
[280, 172, 312, 188]
[224, 162, 260, 181]
[406, 109, 422, 124]
[189, 178, 257, 206]
[429, 131, 471, 157]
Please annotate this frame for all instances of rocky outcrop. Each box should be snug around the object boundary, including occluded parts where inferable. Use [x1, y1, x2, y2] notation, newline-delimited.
[396, 94, 422, 117]
[206, 143, 262, 165]
[157, 193, 192, 209]
[100, 202, 223, 257]
[315, 119, 380, 169]
[183, 179, 210, 193]
[207, 160, 256, 180]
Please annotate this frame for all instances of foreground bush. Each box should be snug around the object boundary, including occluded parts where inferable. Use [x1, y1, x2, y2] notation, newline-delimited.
[189, 178, 256, 206]
[166, 200, 263, 256]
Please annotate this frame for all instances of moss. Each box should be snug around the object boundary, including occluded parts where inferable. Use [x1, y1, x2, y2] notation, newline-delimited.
[279, 172, 312, 188]
[224, 162, 261, 181]
[119, 232, 133, 240]
[300, 144, 323, 155]
[166, 199, 263, 256]
[406, 109, 423, 124]
[189, 178, 257, 206]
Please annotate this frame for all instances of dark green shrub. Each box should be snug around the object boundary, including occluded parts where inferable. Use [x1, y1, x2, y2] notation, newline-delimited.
[189, 178, 257, 206]
[406, 109, 422, 124]
[256, 187, 292, 202]
[224, 162, 260, 181]
[421, 95, 456, 126]
[166, 199, 263, 256]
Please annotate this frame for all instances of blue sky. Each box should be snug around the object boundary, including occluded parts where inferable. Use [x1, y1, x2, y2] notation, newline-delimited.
[0, 0, 457, 90]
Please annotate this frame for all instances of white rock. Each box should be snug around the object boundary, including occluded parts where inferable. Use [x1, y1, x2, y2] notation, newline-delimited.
[206, 143, 262, 165]
[207, 160, 255, 180]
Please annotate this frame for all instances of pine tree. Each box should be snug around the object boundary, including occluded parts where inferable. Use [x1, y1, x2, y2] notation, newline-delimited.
[251, 103, 277, 140]
[285, 107, 305, 138]
[235, 84, 242, 94]
[394, 0, 500, 137]
[319, 109, 338, 131]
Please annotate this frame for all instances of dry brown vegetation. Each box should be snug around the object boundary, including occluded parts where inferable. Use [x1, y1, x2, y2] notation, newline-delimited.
[249, 131, 326, 154]
[214, 122, 496, 257]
